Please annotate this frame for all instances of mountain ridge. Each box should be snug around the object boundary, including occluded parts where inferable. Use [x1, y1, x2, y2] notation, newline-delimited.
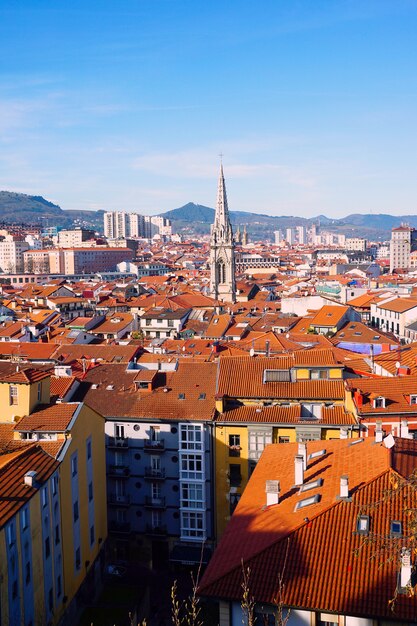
[0, 191, 415, 239]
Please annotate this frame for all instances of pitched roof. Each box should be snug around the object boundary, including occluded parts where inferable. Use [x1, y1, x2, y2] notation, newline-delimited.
[199, 438, 417, 621]
[218, 404, 355, 425]
[0, 445, 59, 529]
[217, 357, 345, 399]
[15, 403, 80, 432]
[0, 367, 50, 385]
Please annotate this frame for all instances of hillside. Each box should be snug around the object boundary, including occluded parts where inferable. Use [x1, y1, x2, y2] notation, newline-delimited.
[0, 191, 415, 241]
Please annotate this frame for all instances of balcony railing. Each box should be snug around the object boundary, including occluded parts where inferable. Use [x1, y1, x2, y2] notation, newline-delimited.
[108, 436, 129, 449]
[108, 465, 130, 478]
[143, 439, 165, 452]
[145, 496, 166, 509]
[144, 467, 166, 480]
[145, 524, 167, 536]
[108, 494, 130, 506]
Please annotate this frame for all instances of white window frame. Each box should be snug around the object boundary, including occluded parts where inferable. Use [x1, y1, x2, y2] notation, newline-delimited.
[181, 482, 204, 509]
[180, 453, 203, 480]
[180, 511, 205, 540]
[179, 423, 203, 451]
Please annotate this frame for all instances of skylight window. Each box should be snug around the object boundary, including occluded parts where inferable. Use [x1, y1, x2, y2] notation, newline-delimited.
[178, 393, 185, 400]
[390, 521, 402, 536]
[198, 393, 206, 400]
[357, 515, 370, 535]
[299, 479, 323, 493]
[294, 494, 320, 511]
[308, 449, 326, 461]
[348, 438, 364, 446]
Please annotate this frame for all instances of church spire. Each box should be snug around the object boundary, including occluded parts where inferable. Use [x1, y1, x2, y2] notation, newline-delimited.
[214, 164, 233, 242]
[209, 163, 236, 303]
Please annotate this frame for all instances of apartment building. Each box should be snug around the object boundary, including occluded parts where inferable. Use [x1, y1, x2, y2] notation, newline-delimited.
[58, 228, 95, 247]
[0, 238, 30, 273]
[390, 225, 417, 273]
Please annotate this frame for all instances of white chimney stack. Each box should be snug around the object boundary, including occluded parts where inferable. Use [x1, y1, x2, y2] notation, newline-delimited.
[400, 548, 412, 589]
[340, 427, 348, 440]
[294, 455, 304, 486]
[340, 475, 349, 499]
[265, 480, 280, 506]
[24, 471, 37, 487]
[375, 420, 383, 443]
[298, 442, 307, 470]
[400, 419, 410, 439]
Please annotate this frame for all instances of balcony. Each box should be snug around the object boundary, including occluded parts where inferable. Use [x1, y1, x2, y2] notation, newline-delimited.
[108, 436, 129, 450]
[143, 439, 165, 452]
[109, 521, 131, 534]
[108, 494, 130, 506]
[145, 496, 166, 509]
[144, 467, 166, 480]
[108, 464, 130, 478]
[145, 524, 167, 536]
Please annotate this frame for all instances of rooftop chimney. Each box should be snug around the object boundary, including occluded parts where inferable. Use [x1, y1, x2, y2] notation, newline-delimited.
[24, 471, 37, 487]
[294, 455, 304, 486]
[265, 480, 280, 506]
[400, 548, 412, 589]
[340, 427, 348, 440]
[298, 442, 307, 470]
[400, 419, 410, 439]
[265, 340, 270, 357]
[340, 475, 349, 499]
[375, 420, 383, 443]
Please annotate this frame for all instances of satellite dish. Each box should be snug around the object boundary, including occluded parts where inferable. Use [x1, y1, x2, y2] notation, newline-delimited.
[395, 361, 401, 369]
[383, 433, 395, 449]
[249, 348, 255, 357]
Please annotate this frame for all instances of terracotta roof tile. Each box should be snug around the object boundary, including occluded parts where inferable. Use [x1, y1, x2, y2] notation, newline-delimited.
[15, 403, 79, 432]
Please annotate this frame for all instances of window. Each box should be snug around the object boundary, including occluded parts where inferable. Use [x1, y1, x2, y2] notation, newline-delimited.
[55, 524, 60, 545]
[180, 424, 203, 451]
[115, 424, 124, 439]
[299, 479, 323, 493]
[73, 501, 79, 523]
[168, 319, 174, 328]
[249, 429, 272, 460]
[198, 393, 206, 400]
[21, 507, 29, 530]
[88, 481, 93, 502]
[181, 454, 203, 479]
[150, 426, 160, 442]
[90, 524, 95, 545]
[25, 561, 31, 585]
[57, 575, 62, 597]
[294, 494, 321, 511]
[181, 483, 204, 509]
[230, 493, 241, 515]
[75, 547, 81, 570]
[41, 488, 48, 509]
[229, 434, 241, 457]
[151, 482, 161, 499]
[87, 438, 92, 460]
[181, 511, 205, 539]
[357, 515, 370, 535]
[279, 436, 290, 444]
[12, 580, 18, 599]
[9, 385, 18, 405]
[311, 369, 328, 380]
[410, 395, 417, 405]
[6, 523, 15, 546]
[71, 454, 78, 477]
[37, 382, 42, 402]
[229, 464, 242, 487]
[374, 396, 385, 409]
[391, 520, 402, 536]
[52, 475, 58, 496]
[44, 535, 51, 559]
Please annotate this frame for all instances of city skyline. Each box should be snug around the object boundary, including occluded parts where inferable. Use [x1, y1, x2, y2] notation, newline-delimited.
[1, 1, 417, 217]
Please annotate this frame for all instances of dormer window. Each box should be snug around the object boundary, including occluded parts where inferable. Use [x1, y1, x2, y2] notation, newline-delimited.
[391, 521, 402, 537]
[410, 395, 417, 405]
[374, 396, 385, 409]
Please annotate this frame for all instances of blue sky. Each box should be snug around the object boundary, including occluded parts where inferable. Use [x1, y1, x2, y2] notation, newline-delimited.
[1, 0, 417, 217]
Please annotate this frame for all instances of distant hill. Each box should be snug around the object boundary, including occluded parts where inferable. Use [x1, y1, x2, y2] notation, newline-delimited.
[0, 191, 104, 230]
[1, 191, 416, 241]
[159, 203, 416, 240]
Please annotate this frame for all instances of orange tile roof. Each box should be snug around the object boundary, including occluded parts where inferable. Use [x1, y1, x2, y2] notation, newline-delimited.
[346, 376, 417, 415]
[0, 445, 59, 529]
[199, 438, 417, 621]
[15, 403, 79, 432]
[217, 356, 345, 399]
[218, 404, 355, 425]
[0, 367, 50, 385]
[310, 305, 349, 327]
[377, 298, 417, 313]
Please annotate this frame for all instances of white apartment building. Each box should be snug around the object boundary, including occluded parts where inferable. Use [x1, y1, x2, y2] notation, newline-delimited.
[285, 228, 295, 245]
[345, 237, 367, 252]
[0, 237, 30, 273]
[274, 230, 283, 245]
[390, 225, 417, 273]
[104, 212, 172, 239]
[296, 225, 306, 245]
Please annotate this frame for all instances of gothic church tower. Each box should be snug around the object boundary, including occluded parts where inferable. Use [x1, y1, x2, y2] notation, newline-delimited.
[210, 164, 236, 302]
